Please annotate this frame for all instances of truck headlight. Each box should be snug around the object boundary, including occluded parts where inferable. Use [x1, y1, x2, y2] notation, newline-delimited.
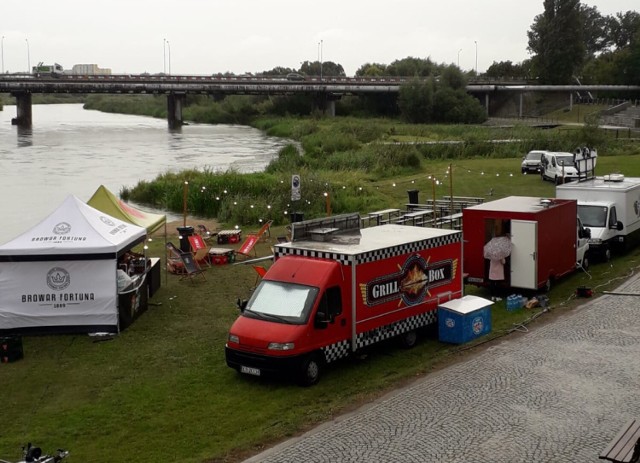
[228, 334, 240, 344]
[268, 342, 295, 351]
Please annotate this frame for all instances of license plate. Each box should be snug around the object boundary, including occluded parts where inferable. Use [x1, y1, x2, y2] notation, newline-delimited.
[240, 365, 261, 376]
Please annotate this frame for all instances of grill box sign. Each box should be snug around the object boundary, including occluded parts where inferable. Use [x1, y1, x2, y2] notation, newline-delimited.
[364, 254, 455, 307]
[226, 217, 464, 386]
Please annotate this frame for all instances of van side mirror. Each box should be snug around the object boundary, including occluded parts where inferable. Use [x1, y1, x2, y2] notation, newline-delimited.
[314, 311, 329, 329]
[579, 227, 591, 239]
[616, 221, 624, 231]
[236, 298, 248, 312]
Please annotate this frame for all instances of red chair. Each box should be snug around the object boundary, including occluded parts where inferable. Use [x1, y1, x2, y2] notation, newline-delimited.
[188, 235, 211, 267]
[252, 265, 268, 286]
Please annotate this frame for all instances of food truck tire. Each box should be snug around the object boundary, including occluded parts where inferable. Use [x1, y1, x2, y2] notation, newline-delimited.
[399, 330, 418, 349]
[297, 354, 322, 387]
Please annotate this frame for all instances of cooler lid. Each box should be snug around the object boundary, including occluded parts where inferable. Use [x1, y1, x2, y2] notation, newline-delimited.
[439, 295, 494, 314]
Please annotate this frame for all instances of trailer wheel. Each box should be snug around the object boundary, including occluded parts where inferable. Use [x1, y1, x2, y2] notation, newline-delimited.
[581, 253, 590, 271]
[297, 354, 321, 387]
[399, 330, 418, 349]
[543, 278, 553, 292]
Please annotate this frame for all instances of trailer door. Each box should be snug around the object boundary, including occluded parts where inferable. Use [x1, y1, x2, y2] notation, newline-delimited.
[510, 220, 537, 289]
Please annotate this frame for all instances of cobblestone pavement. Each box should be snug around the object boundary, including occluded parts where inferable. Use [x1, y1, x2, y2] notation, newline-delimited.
[245, 276, 640, 463]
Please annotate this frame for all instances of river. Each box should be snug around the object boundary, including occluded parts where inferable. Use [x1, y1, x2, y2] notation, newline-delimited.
[0, 104, 291, 244]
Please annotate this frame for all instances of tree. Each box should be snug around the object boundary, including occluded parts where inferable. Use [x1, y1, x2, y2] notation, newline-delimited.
[528, 0, 585, 84]
[355, 63, 387, 76]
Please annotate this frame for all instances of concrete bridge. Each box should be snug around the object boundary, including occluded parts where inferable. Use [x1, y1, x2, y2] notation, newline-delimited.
[1, 73, 638, 128]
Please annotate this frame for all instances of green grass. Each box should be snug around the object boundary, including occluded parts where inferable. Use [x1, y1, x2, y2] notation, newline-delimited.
[3, 154, 640, 462]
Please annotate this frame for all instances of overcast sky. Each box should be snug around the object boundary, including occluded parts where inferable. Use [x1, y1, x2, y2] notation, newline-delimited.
[2, 0, 638, 76]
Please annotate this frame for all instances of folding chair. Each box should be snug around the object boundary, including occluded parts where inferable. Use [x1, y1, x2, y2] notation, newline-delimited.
[166, 242, 206, 282]
[166, 242, 186, 274]
[252, 265, 268, 287]
[253, 220, 273, 242]
[197, 224, 218, 243]
[235, 234, 260, 260]
[188, 235, 212, 268]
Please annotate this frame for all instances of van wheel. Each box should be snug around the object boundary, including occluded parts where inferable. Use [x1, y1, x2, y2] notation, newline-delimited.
[581, 253, 590, 271]
[554, 176, 560, 185]
[297, 354, 321, 387]
[399, 330, 418, 349]
[603, 247, 611, 262]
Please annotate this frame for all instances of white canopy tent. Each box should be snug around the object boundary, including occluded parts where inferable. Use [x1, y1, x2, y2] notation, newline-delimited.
[0, 195, 147, 334]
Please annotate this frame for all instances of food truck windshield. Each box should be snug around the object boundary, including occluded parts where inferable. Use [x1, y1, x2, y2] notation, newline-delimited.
[578, 204, 609, 228]
[244, 281, 319, 325]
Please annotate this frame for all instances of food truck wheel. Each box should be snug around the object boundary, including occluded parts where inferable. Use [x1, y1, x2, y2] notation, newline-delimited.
[298, 354, 322, 387]
[399, 330, 418, 349]
[603, 247, 612, 262]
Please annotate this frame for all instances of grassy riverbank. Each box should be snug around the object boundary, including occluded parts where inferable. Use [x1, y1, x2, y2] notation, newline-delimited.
[121, 110, 638, 226]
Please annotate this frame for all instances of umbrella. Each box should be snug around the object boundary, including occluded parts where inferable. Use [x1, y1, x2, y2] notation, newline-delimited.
[483, 235, 512, 260]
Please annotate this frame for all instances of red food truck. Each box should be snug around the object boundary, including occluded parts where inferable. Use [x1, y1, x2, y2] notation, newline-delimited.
[225, 213, 463, 386]
[462, 196, 590, 292]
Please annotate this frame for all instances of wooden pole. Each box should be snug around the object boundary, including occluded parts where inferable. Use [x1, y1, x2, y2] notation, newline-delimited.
[182, 181, 189, 227]
[325, 192, 331, 216]
[449, 163, 454, 229]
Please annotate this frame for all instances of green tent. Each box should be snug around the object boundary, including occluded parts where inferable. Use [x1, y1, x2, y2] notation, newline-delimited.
[87, 185, 166, 234]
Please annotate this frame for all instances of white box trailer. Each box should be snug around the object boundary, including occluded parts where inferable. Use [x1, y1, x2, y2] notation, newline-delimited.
[556, 174, 640, 260]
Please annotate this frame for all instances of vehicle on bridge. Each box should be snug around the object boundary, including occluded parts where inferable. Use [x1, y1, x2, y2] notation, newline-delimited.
[32, 62, 64, 76]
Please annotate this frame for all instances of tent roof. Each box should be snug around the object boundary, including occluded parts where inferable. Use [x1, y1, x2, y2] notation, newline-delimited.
[87, 185, 166, 234]
[0, 195, 147, 256]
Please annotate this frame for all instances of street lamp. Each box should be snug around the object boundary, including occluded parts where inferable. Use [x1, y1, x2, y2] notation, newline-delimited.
[457, 48, 462, 68]
[474, 40, 478, 75]
[320, 39, 323, 80]
[1, 36, 5, 74]
[166, 40, 171, 75]
[25, 38, 30, 73]
[163, 38, 166, 74]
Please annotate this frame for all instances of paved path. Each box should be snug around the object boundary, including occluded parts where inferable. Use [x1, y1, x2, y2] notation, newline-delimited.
[245, 276, 640, 463]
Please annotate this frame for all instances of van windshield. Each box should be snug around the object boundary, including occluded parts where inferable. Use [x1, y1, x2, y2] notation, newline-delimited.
[244, 281, 319, 324]
[556, 155, 574, 166]
[578, 204, 608, 228]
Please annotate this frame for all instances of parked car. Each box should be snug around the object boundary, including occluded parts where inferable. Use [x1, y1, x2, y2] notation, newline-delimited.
[521, 150, 546, 174]
[541, 151, 579, 184]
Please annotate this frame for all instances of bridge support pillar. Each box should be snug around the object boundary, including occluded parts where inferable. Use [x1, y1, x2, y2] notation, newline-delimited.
[326, 100, 336, 117]
[167, 93, 186, 129]
[485, 94, 490, 116]
[519, 93, 523, 118]
[11, 92, 32, 127]
[569, 92, 573, 111]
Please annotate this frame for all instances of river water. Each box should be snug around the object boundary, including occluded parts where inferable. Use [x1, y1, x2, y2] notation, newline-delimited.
[0, 104, 291, 244]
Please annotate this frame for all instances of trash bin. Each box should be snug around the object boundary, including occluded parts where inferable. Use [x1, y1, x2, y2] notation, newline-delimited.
[290, 212, 305, 223]
[407, 189, 419, 204]
[176, 226, 194, 252]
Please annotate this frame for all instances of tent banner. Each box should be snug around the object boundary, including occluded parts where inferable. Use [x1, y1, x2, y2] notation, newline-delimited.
[0, 260, 117, 330]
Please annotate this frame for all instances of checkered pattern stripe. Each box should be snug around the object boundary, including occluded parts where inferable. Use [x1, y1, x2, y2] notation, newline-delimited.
[355, 234, 461, 265]
[275, 247, 354, 266]
[322, 339, 351, 364]
[275, 233, 460, 266]
[356, 311, 437, 349]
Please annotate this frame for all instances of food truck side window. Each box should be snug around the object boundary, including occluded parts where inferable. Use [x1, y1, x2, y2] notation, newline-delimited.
[316, 286, 342, 323]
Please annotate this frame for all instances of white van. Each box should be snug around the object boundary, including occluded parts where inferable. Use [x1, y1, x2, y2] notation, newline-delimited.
[541, 152, 579, 184]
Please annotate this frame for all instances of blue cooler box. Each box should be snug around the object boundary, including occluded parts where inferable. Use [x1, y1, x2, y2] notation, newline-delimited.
[438, 295, 494, 344]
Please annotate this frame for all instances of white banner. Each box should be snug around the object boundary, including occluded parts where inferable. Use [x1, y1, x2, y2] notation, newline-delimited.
[0, 260, 117, 330]
[291, 174, 301, 201]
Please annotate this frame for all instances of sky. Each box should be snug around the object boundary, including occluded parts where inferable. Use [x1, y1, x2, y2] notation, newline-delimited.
[2, 0, 638, 77]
